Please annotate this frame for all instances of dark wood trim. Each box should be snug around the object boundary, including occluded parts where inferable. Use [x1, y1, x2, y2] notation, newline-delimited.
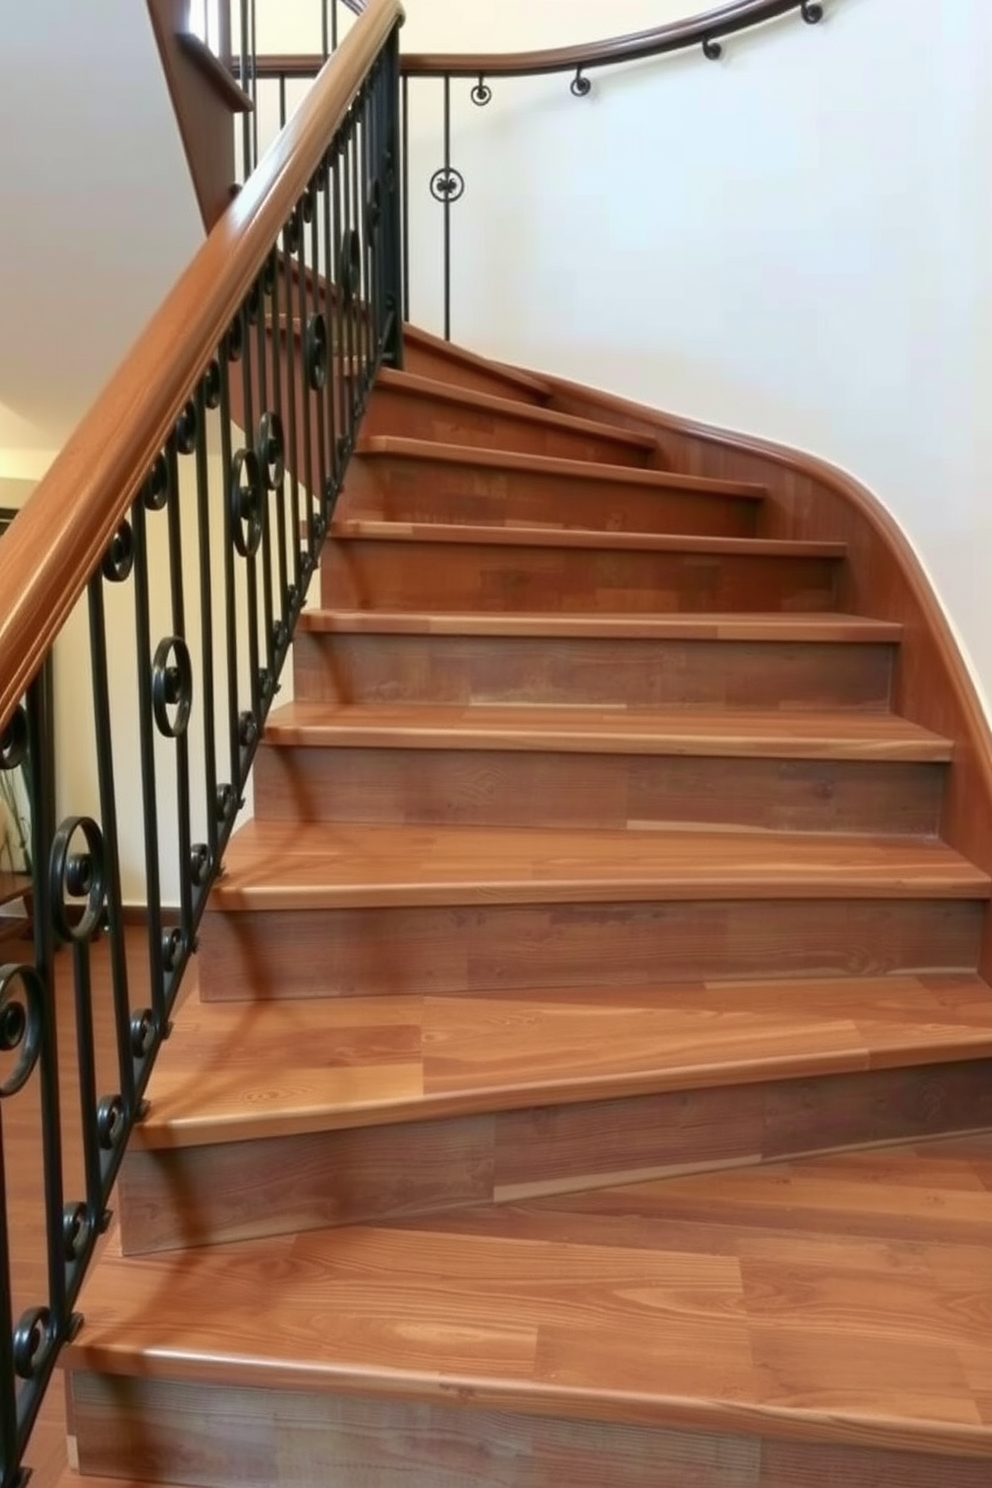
[251, 0, 822, 82]
[147, 0, 249, 232]
[513, 364, 992, 983]
[0, 0, 404, 739]
[177, 32, 254, 113]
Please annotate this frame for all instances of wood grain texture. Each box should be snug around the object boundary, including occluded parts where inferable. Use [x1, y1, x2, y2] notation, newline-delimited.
[129, 972, 992, 1149]
[531, 367, 992, 982]
[342, 441, 760, 535]
[363, 371, 657, 464]
[68, 1135, 992, 1461]
[319, 530, 842, 615]
[259, 701, 953, 759]
[255, 740, 945, 835]
[119, 1053, 992, 1252]
[293, 626, 897, 711]
[197, 898, 984, 1002]
[209, 819, 990, 912]
[0, 0, 403, 737]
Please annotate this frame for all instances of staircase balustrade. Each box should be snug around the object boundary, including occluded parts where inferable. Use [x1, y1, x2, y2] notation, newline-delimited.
[0, 3, 836, 1483]
[0, 4, 402, 1484]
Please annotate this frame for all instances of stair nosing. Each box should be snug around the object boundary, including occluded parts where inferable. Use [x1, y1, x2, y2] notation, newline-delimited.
[297, 610, 902, 641]
[328, 520, 843, 560]
[211, 821, 991, 912]
[134, 974, 992, 1150]
[355, 435, 767, 498]
[260, 703, 953, 762]
[373, 367, 658, 450]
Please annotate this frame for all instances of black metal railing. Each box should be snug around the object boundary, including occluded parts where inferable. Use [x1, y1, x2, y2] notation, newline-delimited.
[249, 0, 827, 341]
[0, 6, 402, 1483]
[235, 0, 368, 178]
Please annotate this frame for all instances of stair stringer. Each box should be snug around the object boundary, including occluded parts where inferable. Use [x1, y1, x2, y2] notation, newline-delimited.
[510, 362, 992, 982]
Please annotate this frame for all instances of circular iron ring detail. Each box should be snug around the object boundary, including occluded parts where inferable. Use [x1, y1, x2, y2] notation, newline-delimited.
[0, 705, 29, 771]
[230, 449, 264, 558]
[13, 1306, 55, 1381]
[570, 69, 592, 97]
[702, 36, 723, 59]
[256, 411, 286, 491]
[102, 521, 134, 584]
[305, 314, 329, 392]
[801, 1, 824, 20]
[471, 76, 492, 106]
[174, 400, 198, 455]
[152, 637, 194, 740]
[50, 816, 107, 944]
[430, 168, 465, 204]
[143, 453, 170, 511]
[0, 964, 44, 1098]
[340, 228, 362, 307]
[62, 1201, 92, 1263]
[203, 359, 222, 410]
[366, 178, 382, 238]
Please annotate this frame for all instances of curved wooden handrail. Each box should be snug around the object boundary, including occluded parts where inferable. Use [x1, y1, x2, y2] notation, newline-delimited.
[0, 0, 404, 736]
[252, 0, 822, 81]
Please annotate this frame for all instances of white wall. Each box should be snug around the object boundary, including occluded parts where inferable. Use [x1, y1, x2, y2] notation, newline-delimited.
[0, 0, 204, 448]
[397, 0, 992, 711]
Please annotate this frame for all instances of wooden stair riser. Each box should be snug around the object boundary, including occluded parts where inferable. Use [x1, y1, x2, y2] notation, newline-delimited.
[319, 538, 842, 614]
[294, 632, 896, 710]
[253, 745, 946, 836]
[342, 452, 761, 536]
[363, 385, 653, 466]
[65, 1370, 992, 1488]
[196, 898, 982, 1002]
[403, 338, 552, 405]
[119, 1056, 992, 1255]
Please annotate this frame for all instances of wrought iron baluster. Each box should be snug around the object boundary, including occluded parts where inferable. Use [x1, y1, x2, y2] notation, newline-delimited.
[281, 209, 304, 611]
[321, 147, 341, 499]
[130, 487, 168, 1034]
[193, 374, 221, 878]
[87, 551, 137, 1122]
[165, 433, 196, 954]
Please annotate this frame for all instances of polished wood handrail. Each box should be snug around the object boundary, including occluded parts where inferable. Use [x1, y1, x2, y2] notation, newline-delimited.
[0, 0, 404, 736]
[251, 0, 820, 81]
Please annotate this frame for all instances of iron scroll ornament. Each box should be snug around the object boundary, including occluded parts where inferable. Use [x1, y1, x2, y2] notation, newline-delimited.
[430, 167, 465, 204]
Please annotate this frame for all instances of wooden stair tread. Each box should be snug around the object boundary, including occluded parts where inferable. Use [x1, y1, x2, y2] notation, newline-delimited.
[69, 1134, 992, 1457]
[262, 701, 953, 761]
[356, 434, 766, 498]
[212, 821, 990, 910]
[136, 973, 992, 1147]
[298, 609, 902, 641]
[373, 367, 657, 451]
[330, 519, 844, 560]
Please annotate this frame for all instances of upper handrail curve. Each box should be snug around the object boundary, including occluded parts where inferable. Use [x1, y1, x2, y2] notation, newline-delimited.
[0, 0, 404, 737]
[403, 0, 822, 76]
[252, 0, 823, 80]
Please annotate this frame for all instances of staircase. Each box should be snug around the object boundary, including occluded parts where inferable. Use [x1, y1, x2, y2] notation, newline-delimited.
[60, 330, 992, 1487]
